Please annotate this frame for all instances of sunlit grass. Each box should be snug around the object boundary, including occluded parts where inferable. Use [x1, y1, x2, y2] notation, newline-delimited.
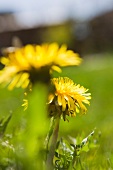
[55, 54, 113, 169]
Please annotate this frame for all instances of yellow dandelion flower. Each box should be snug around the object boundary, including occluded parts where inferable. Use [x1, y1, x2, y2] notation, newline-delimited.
[48, 77, 91, 121]
[0, 43, 82, 90]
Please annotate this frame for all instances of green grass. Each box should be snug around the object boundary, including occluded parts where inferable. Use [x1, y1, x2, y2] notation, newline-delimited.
[59, 55, 113, 131]
[0, 53, 113, 169]
[57, 54, 113, 169]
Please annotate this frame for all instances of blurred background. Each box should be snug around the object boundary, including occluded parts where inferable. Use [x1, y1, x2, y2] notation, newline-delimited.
[0, 0, 113, 55]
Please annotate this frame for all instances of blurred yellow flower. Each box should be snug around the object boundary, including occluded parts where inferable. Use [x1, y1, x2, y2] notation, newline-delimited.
[48, 77, 91, 121]
[0, 43, 82, 90]
[22, 99, 28, 111]
[22, 88, 32, 111]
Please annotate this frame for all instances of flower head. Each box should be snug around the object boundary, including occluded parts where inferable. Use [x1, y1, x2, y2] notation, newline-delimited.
[48, 77, 91, 121]
[0, 43, 82, 90]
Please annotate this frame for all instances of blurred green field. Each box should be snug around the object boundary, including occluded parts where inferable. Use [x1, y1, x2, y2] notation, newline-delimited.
[56, 53, 113, 168]
[59, 54, 113, 133]
[0, 53, 113, 169]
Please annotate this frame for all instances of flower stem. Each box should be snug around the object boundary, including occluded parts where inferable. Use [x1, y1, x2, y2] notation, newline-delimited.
[46, 116, 60, 170]
[45, 117, 55, 152]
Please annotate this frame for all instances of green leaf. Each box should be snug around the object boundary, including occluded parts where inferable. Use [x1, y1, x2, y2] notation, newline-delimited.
[0, 115, 12, 137]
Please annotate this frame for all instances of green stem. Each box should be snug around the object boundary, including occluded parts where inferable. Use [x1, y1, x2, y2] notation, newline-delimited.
[46, 116, 60, 170]
[76, 156, 84, 170]
[44, 117, 55, 157]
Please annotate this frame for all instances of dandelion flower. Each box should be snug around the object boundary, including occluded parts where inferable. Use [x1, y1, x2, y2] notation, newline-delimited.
[22, 77, 91, 120]
[48, 77, 91, 121]
[0, 43, 82, 90]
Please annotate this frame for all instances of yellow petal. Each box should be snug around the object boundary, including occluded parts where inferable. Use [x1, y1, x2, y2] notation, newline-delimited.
[8, 74, 22, 90]
[48, 94, 55, 104]
[58, 95, 62, 106]
[62, 97, 66, 111]
[16, 73, 29, 88]
[51, 65, 62, 73]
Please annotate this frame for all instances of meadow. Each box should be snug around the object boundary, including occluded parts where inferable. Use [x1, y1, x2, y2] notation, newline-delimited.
[0, 53, 113, 169]
[59, 54, 113, 169]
